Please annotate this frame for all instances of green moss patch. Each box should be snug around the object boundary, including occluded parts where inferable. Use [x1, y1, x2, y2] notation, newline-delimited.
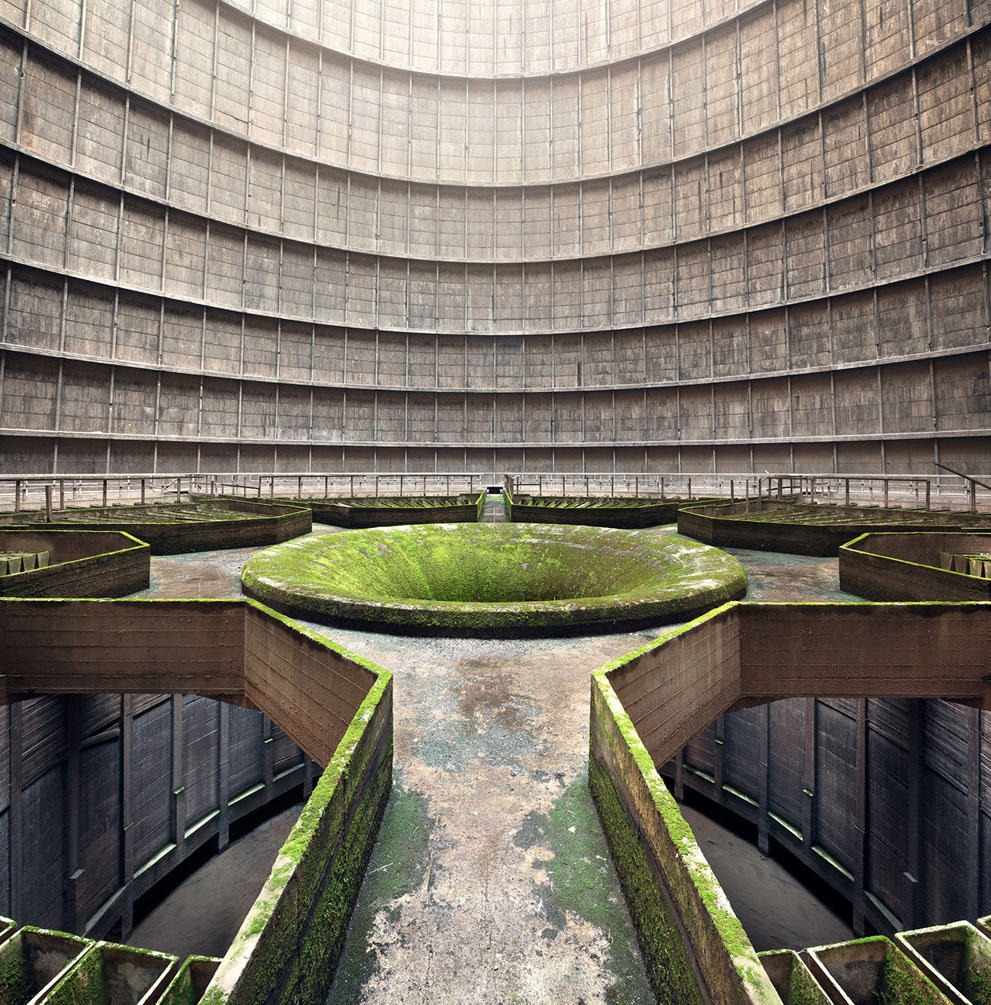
[516, 776, 654, 1003]
[325, 772, 434, 1003]
[204, 661, 393, 1005]
[241, 522, 747, 636]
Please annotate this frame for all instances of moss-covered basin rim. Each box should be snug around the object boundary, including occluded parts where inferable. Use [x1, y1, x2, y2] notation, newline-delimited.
[241, 523, 747, 632]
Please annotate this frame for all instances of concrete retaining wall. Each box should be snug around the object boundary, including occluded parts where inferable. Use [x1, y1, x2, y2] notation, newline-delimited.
[306, 493, 484, 527]
[589, 609, 778, 1005]
[507, 493, 725, 528]
[0, 530, 149, 597]
[678, 502, 991, 556]
[839, 532, 991, 601]
[0, 598, 393, 1003]
[591, 602, 991, 1001]
[0, 501, 312, 554]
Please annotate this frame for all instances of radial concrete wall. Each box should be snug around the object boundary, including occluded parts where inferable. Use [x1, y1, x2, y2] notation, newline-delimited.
[0, 0, 989, 473]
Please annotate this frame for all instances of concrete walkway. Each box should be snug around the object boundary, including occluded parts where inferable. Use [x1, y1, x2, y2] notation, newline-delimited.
[134, 529, 860, 1005]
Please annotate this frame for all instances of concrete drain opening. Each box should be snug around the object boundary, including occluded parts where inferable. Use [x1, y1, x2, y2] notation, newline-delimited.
[241, 522, 747, 635]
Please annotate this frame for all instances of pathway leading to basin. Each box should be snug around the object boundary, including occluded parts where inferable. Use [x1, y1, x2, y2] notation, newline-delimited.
[135, 529, 861, 1004]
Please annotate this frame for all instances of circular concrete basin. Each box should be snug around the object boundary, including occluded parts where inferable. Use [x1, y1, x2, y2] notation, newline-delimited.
[241, 523, 746, 636]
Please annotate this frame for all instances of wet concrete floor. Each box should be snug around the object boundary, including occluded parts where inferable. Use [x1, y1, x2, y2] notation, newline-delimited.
[128, 804, 304, 959]
[131, 527, 861, 1002]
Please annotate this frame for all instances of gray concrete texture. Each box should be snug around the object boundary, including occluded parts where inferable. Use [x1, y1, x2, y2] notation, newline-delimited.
[0, 0, 988, 474]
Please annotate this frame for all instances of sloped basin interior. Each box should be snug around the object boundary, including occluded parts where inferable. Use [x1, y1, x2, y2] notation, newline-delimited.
[241, 522, 747, 635]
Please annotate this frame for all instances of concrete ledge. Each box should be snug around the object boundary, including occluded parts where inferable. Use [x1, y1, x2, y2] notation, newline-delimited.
[506, 491, 725, 528]
[590, 602, 991, 1005]
[0, 500, 311, 554]
[0, 598, 393, 1004]
[0, 529, 149, 597]
[806, 936, 953, 1004]
[678, 501, 991, 556]
[895, 921, 991, 1004]
[157, 957, 222, 1005]
[758, 949, 831, 1005]
[840, 532, 991, 601]
[295, 492, 485, 527]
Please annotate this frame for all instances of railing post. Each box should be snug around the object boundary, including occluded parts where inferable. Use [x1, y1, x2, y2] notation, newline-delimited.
[883, 478, 889, 509]
[845, 477, 850, 506]
[105, 478, 110, 506]
[14, 479, 21, 512]
[59, 479, 65, 509]
[634, 475, 638, 498]
[45, 485, 52, 522]
[925, 480, 931, 511]
[971, 480, 977, 512]
[687, 477, 692, 499]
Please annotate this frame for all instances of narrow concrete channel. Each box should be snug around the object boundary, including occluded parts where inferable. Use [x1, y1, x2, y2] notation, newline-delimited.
[131, 528, 860, 1004]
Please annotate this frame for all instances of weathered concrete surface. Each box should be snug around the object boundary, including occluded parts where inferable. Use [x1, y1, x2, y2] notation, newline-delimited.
[128, 805, 304, 959]
[678, 805, 854, 952]
[321, 628, 660, 1005]
[123, 528, 883, 1003]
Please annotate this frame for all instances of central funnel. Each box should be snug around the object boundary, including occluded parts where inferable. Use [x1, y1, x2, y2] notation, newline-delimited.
[242, 523, 746, 636]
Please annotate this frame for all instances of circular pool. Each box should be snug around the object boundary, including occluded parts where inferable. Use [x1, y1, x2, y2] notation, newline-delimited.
[241, 523, 747, 636]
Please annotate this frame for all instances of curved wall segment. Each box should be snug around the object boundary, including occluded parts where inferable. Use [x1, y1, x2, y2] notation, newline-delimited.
[0, 0, 988, 474]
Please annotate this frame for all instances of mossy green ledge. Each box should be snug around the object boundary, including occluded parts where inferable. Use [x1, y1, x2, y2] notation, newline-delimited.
[589, 631, 781, 1005]
[240, 522, 748, 637]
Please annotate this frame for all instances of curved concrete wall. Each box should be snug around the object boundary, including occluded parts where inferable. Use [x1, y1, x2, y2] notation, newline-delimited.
[0, 0, 988, 473]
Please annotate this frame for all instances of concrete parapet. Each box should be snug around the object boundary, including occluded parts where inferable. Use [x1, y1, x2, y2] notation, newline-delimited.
[895, 922, 991, 1004]
[759, 949, 832, 1005]
[0, 501, 311, 555]
[0, 926, 91, 1003]
[156, 958, 221, 1005]
[590, 602, 991, 1005]
[42, 941, 178, 1005]
[679, 502, 991, 556]
[506, 492, 725, 528]
[589, 616, 777, 1004]
[806, 936, 953, 1004]
[0, 598, 394, 1004]
[299, 492, 485, 527]
[839, 532, 991, 601]
[0, 530, 149, 598]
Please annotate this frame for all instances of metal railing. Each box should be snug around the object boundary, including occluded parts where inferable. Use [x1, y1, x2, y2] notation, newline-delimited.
[0, 470, 988, 513]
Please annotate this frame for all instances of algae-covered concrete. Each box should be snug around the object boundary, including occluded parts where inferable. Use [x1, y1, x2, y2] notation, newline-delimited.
[242, 522, 746, 635]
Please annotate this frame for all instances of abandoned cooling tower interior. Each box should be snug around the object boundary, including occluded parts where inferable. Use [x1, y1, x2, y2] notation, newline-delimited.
[1, 0, 991, 999]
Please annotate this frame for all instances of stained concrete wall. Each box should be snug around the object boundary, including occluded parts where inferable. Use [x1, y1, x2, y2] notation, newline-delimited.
[839, 530, 991, 600]
[0, 600, 309, 940]
[0, 529, 149, 597]
[662, 604, 991, 940]
[0, 597, 392, 1003]
[0, 0, 988, 473]
[591, 601, 991, 1003]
